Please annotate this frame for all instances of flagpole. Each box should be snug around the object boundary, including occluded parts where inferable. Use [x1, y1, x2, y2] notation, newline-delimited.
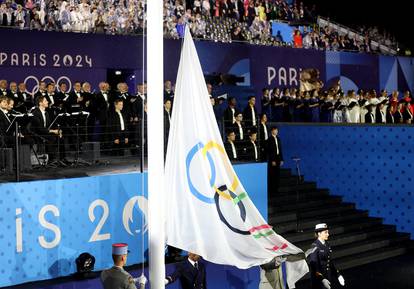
[147, 0, 165, 288]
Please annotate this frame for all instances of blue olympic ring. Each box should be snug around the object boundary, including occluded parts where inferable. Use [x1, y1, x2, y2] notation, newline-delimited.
[186, 142, 216, 204]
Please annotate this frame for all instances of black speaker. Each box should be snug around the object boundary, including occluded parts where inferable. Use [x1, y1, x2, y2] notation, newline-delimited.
[0, 148, 14, 173]
[81, 142, 100, 162]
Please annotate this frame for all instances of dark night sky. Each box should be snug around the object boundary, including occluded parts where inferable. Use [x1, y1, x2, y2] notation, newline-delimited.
[302, 0, 413, 52]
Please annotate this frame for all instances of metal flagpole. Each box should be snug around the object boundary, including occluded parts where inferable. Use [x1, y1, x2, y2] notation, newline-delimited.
[147, 0, 165, 288]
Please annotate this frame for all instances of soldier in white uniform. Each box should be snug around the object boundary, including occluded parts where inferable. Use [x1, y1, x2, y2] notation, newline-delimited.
[101, 243, 147, 289]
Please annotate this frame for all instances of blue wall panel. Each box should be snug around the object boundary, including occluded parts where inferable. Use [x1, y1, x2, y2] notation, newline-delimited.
[277, 124, 414, 238]
[0, 164, 266, 287]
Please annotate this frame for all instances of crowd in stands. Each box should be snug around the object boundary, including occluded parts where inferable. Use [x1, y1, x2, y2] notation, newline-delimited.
[0, 0, 146, 34]
[0, 0, 398, 54]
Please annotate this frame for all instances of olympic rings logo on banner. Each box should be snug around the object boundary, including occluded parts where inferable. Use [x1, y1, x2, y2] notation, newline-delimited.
[24, 75, 72, 95]
[186, 141, 251, 235]
[185, 141, 288, 250]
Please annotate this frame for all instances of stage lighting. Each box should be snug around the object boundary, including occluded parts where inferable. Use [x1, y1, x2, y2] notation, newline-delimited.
[75, 252, 95, 274]
[115, 70, 122, 75]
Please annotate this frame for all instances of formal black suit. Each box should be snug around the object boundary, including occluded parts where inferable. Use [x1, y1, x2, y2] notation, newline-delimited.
[245, 140, 259, 162]
[66, 90, 84, 112]
[243, 104, 257, 129]
[0, 109, 12, 146]
[364, 112, 375, 123]
[18, 91, 34, 111]
[267, 135, 283, 194]
[386, 110, 394, 124]
[394, 110, 403, 124]
[375, 108, 386, 123]
[29, 107, 58, 160]
[166, 259, 207, 289]
[107, 109, 129, 156]
[403, 109, 413, 123]
[223, 106, 236, 129]
[224, 140, 238, 161]
[33, 90, 47, 104]
[231, 122, 245, 142]
[259, 122, 269, 161]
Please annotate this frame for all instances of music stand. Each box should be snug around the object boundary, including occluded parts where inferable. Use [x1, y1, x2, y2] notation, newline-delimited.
[48, 113, 68, 167]
[70, 111, 91, 167]
[6, 114, 24, 182]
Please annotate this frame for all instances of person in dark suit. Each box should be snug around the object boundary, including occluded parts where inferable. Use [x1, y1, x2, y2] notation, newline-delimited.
[245, 130, 259, 162]
[224, 130, 238, 162]
[267, 126, 283, 194]
[223, 96, 237, 130]
[67, 81, 84, 112]
[33, 81, 47, 104]
[7, 82, 25, 112]
[164, 80, 174, 103]
[93, 82, 111, 142]
[107, 99, 129, 156]
[0, 95, 12, 146]
[243, 96, 257, 129]
[18, 82, 34, 111]
[308, 223, 345, 289]
[402, 101, 413, 124]
[258, 113, 269, 161]
[0, 79, 9, 97]
[165, 252, 207, 289]
[28, 96, 62, 161]
[393, 101, 404, 124]
[386, 104, 395, 124]
[231, 111, 245, 142]
[364, 104, 375, 123]
[375, 101, 386, 123]
[164, 99, 172, 152]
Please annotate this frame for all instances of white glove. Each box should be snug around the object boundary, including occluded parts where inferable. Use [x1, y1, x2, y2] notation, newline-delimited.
[338, 275, 345, 286]
[135, 274, 147, 285]
[322, 279, 331, 289]
[165, 279, 169, 285]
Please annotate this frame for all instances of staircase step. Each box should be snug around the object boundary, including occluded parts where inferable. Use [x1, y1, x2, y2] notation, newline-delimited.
[332, 233, 411, 259]
[279, 176, 302, 186]
[336, 245, 409, 270]
[277, 182, 317, 193]
[268, 196, 343, 214]
[272, 210, 369, 234]
[280, 169, 292, 177]
[283, 218, 384, 243]
[269, 203, 355, 223]
[293, 225, 397, 250]
[268, 189, 330, 204]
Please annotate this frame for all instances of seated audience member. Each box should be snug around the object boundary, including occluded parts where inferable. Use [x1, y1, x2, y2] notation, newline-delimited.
[29, 96, 62, 161]
[107, 99, 129, 156]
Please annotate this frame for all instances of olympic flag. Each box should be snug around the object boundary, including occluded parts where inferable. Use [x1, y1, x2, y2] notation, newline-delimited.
[165, 26, 308, 288]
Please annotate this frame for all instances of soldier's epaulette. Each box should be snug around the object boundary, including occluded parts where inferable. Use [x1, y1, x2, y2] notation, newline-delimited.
[128, 276, 134, 284]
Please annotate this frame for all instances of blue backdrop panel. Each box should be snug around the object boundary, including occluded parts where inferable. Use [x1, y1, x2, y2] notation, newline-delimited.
[0, 164, 267, 287]
[277, 124, 414, 238]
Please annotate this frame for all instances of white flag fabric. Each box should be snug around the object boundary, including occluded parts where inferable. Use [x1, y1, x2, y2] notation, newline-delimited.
[165, 26, 308, 288]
